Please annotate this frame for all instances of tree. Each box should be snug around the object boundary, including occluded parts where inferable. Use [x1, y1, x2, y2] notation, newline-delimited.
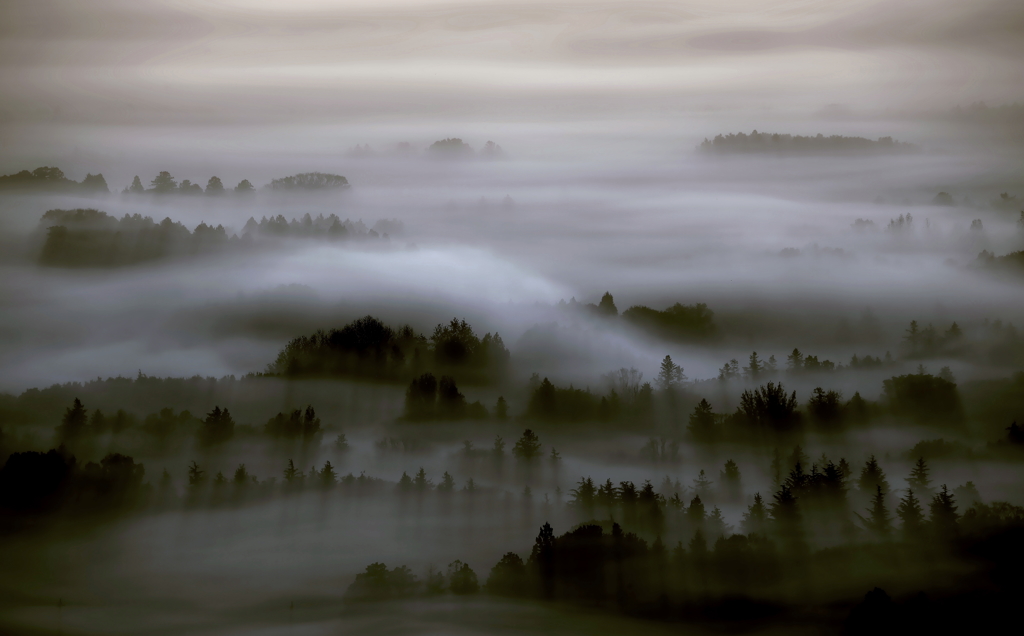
[745, 351, 763, 378]
[234, 179, 254, 194]
[437, 375, 466, 419]
[437, 471, 456, 492]
[150, 171, 177, 193]
[657, 355, 685, 391]
[513, 429, 542, 461]
[765, 355, 778, 373]
[57, 398, 89, 441]
[904, 320, 921, 356]
[447, 560, 480, 594]
[495, 396, 508, 420]
[858, 455, 890, 495]
[414, 467, 431, 492]
[687, 399, 716, 442]
[786, 348, 804, 372]
[720, 459, 741, 499]
[492, 435, 506, 458]
[807, 387, 844, 429]
[200, 406, 235, 446]
[906, 457, 931, 492]
[319, 461, 337, 487]
[738, 382, 800, 432]
[205, 176, 224, 195]
[741, 493, 769, 535]
[687, 494, 706, 525]
[858, 486, 892, 538]
[126, 175, 145, 194]
[283, 459, 301, 484]
[929, 484, 959, 539]
[485, 552, 527, 596]
[597, 292, 618, 316]
[896, 488, 924, 538]
[570, 477, 596, 514]
[187, 460, 205, 487]
[233, 464, 250, 485]
[405, 372, 438, 420]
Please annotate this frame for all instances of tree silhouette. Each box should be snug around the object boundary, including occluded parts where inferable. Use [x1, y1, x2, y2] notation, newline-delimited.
[57, 398, 89, 441]
[929, 484, 959, 539]
[126, 175, 144, 194]
[437, 471, 455, 492]
[234, 179, 254, 193]
[205, 176, 224, 195]
[896, 488, 924, 538]
[742, 493, 769, 535]
[687, 399, 716, 442]
[283, 459, 301, 484]
[597, 292, 618, 316]
[513, 429, 542, 461]
[906, 457, 931, 492]
[319, 461, 337, 487]
[858, 486, 892, 538]
[657, 355, 685, 390]
[858, 455, 890, 495]
[447, 560, 479, 594]
[495, 396, 508, 420]
[187, 460, 205, 487]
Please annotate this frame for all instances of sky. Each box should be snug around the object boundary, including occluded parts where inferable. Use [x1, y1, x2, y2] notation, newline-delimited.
[1, 0, 1023, 133]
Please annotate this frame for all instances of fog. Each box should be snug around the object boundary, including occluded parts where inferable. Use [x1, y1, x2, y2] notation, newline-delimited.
[1, 1, 1024, 635]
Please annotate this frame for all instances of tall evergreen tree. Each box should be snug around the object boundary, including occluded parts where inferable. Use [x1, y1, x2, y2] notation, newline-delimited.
[858, 455, 890, 495]
[657, 355, 685, 391]
[858, 486, 892, 538]
[741, 492, 769, 535]
[929, 484, 959, 539]
[906, 457, 931, 492]
[896, 488, 924, 538]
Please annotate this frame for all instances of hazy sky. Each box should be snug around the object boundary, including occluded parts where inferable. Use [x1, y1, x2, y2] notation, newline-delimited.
[1, 0, 1022, 131]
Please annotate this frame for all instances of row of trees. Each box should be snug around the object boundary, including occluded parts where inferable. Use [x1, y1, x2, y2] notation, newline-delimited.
[558, 293, 716, 341]
[267, 316, 510, 385]
[55, 398, 328, 448]
[121, 171, 350, 196]
[0, 166, 109, 193]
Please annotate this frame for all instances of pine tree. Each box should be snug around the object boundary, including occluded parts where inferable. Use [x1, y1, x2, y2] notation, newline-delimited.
[58, 398, 89, 440]
[187, 460, 205, 487]
[745, 351, 763, 378]
[320, 461, 337, 487]
[283, 459, 300, 484]
[929, 484, 959, 539]
[906, 457, 931, 492]
[512, 429, 542, 460]
[657, 355, 685, 391]
[858, 455, 890, 495]
[786, 348, 804, 372]
[859, 486, 892, 538]
[495, 396, 508, 420]
[896, 488, 924, 537]
[687, 399, 716, 442]
[687, 495, 706, 525]
[742, 493, 769, 535]
[414, 467, 431, 491]
[397, 471, 412, 491]
[437, 471, 456, 492]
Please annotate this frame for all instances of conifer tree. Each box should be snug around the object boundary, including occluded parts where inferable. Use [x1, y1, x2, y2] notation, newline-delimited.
[858, 455, 890, 495]
[906, 457, 931, 492]
[742, 493, 769, 535]
[896, 488, 924, 538]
